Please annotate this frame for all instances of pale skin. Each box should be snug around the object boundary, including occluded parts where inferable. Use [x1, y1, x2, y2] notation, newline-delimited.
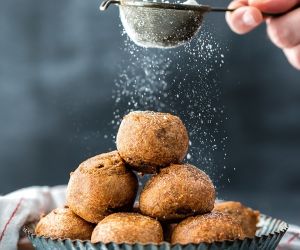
[226, 0, 300, 70]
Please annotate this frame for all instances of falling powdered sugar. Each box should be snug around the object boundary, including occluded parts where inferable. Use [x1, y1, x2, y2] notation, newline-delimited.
[109, 22, 229, 186]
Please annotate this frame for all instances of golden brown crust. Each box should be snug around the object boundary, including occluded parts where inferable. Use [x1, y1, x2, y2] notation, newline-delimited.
[171, 212, 246, 244]
[35, 207, 94, 240]
[139, 164, 215, 221]
[66, 151, 138, 223]
[213, 201, 260, 238]
[116, 111, 189, 173]
[91, 213, 163, 244]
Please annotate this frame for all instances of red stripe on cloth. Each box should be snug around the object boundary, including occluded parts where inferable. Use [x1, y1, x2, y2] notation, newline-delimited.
[0, 198, 24, 242]
[287, 233, 300, 245]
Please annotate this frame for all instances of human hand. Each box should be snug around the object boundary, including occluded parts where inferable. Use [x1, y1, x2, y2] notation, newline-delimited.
[226, 0, 300, 70]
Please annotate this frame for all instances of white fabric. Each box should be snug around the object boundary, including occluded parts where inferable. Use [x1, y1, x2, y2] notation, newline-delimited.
[278, 224, 300, 250]
[0, 186, 66, 250]
[0, 186, 299, 250]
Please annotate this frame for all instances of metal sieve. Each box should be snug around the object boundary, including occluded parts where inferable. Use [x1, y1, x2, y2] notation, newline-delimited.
[100, 0, 290, 49]
[100, 0, 214, 48]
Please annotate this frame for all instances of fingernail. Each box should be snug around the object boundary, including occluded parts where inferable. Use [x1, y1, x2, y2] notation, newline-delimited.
[243, 10, 258, 26]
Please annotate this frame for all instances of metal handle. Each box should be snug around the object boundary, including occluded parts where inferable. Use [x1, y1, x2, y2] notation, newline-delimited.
[211, 5, 299, 17]
[99, 0, 299, 16]
[100, 0, 121, 11]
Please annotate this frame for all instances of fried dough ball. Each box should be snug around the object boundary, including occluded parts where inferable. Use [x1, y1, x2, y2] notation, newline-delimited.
[116, 111, 189, 173]
[171, 212, 246, 244]
[35, 207, 94, 240]
[66, 151, 138, 223]
[214, 201, 260, 238]
[139, 164, 215, 221]
[91, 213, 163, 244]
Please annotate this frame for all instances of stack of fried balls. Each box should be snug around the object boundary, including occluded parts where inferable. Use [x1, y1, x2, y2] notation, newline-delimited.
[35, 111, 260, 244]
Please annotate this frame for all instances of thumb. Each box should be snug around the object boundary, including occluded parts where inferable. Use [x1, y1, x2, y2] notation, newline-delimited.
[249, 0, 300, 13]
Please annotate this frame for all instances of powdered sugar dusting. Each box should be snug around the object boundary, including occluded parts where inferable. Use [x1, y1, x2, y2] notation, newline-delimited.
[108, 21, 229, 186]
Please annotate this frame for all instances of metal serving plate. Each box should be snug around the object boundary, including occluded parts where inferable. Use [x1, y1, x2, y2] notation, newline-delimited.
[24, 214, 288, 250]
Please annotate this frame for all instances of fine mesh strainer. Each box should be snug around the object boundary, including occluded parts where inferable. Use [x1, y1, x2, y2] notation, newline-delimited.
[100, 0, 214, 48]
[100, 0, 288, 49]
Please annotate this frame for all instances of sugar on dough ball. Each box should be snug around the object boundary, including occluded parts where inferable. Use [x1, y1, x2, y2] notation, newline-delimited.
[139, 163, 215, 221]
[66, 151, 138, 223]
[116, 111, 189, 173]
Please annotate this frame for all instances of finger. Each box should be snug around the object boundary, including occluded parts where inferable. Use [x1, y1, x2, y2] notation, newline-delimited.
[266, 8, 300, 48]
[283, 44, 300, 70]
[249, 0, 300, 14]
[226, 6, 264, 34]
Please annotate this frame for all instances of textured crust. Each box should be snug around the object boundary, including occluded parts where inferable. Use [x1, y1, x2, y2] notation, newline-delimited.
[213, 201, 260, 238]
[116, 111, 189, 173]
[139, 164, 215, 221]
[35, 207, 94, 240]
[91, 213, 163, 244]
[171, 212, 246, 244]
[66, 151, 138, 223]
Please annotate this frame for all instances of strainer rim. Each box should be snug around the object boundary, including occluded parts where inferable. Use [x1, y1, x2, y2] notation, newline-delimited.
[121, 0, 211, 12]
[102, 0, 211, 12]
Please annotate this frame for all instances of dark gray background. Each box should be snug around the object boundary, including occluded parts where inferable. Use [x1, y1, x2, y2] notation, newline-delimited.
[0, 0, 299, 224]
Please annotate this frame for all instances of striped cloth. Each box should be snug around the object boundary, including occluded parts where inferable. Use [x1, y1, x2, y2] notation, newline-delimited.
[0, 186, 299, 250]
[0, 186, 66, 250]
[278, 224, 300, 250]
